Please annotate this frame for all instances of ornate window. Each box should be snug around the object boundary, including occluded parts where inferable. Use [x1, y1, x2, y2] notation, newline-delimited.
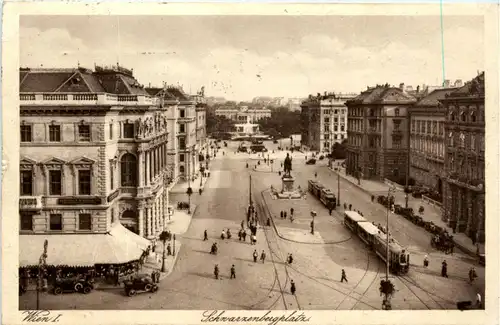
[123, 121, 135, 139]
[49, 124, 61, 142]
[20, 123, 32, 142]
[20, 170, 33, 196]
[459, 132, 465, 148]
[77, 121, 91, 142]
[78, 213, 92, 230]
[121, 153, 137, 187]
[78, 170, 91, 195]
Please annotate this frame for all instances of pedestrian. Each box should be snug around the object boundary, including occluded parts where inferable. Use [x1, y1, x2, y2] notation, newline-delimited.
[349, 204, 352, 211]
[241, 220, 245, 229]
[230, 265, 236, 279]
[290, 280, 296, 295]
[267, 217, 271, 227]
[329, 206, 333, 216]
[287, 253, 293, 264]
[221, 229, 226, 240]
[423, 255, 429, 268]
[204, 229, 208, 241]
[242, 230, 247, 242]
[167, 243, 172, 256]
[469, 267, 477, 284]
[251, 234, 257, 245]
[253, 250, 258, 262]
[441, 260, 448, 278]
[214, 264, 219, 280]
[476, 292, 482, 308]
[238, 229, 242, 241]
[315, 172, 317, 178]
[280, 210, 284, 219]
[341, 269, 348, 283]
[284, 211, 287, 220]
[151, 270, 156, 283]
[290, 208, 294, 216]
[260, 250, 266, 263]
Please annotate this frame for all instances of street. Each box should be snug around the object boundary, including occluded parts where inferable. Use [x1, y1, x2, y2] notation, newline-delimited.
[20, 140, 484, 310]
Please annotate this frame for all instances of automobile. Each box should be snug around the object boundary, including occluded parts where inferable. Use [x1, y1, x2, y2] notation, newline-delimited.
[53, 277, 94, 295]
[124, 274, 158, 297]
[478, 253, 485, 266]
[306, 158, 316, 165]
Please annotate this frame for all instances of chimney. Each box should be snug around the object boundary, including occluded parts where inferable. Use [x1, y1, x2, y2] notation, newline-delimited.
[455, 79, 463, 87]
[149, 82, 151, 88]
[444, 79, 451, 88]
[399, 83, 405, 90]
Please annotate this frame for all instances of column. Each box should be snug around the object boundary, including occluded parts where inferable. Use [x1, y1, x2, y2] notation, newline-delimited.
[138, 205, 145, 237]
[147, 206, 152, 238]
[160, 145, 164, 171]
[138, 150, 144, 187]
[465, 191, 473, 236]
[145, 150, 150, 186]
[152, 202, 157, 235]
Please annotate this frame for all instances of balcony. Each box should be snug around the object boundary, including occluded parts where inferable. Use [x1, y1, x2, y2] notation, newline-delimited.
[20, 93, 158, 107]
[19, 196, 43, 210]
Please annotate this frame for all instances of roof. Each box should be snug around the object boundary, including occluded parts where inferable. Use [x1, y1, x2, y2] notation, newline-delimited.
[357, 221, 380, 235]
[20, 66, 149, 96]
[344, 211, 367, 222]
[166, 87, 190, 101]
[347, 85, 416, 105]
[19, 223, 148, 267]
[414, 88, 458, 107]
[445, 72, 485, 99]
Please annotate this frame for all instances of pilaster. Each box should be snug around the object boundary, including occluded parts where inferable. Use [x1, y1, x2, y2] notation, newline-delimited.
[145, 151, 150, 186]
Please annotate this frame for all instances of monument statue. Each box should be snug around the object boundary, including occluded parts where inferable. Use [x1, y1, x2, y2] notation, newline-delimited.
[284, 153, 292, 177]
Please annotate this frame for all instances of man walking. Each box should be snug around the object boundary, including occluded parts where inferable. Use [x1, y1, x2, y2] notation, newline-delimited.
[469, 267, 477, 284]
[441, 260, 448, 278]
[280, 211, 284, 219]
[167, 243, 172, 256]
[290, 280, 296, 295]
[253, 250, 258, 263]
[341, 269, 348, 283]
[290, 208, 294, 217]
[230, 265, 236, 279]
[204, 229, 208, 241]
[260, 250, 266, 263]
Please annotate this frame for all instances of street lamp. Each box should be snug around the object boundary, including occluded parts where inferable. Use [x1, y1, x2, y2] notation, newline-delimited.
[382, 186, 396, 310]
[310, 211, 316, 234]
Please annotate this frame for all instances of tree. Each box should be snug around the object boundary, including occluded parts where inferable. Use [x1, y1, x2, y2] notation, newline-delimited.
[206, 112, 236, 135]
[257, 108, 301, 138]
[331, 140, 347, 159]
[159, 230, 172, 272]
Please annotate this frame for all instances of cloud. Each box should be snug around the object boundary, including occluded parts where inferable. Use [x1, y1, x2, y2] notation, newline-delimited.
[20, 24, 484, 100]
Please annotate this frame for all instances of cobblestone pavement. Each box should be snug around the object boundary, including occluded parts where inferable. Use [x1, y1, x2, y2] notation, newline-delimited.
[20, 140, 484, 310]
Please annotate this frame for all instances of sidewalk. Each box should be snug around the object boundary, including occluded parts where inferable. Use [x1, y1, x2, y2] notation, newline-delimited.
[327, 166, 484, 258]
[169, 174, 209, 194]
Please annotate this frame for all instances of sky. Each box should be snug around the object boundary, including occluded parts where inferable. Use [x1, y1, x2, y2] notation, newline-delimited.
[20, 15, 484, 101]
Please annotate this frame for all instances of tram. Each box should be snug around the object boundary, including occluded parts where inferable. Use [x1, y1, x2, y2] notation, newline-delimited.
[308, 180, 337, 210]
[343, 211, 410, 274]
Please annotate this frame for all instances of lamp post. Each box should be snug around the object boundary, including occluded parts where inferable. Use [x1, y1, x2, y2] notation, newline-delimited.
[310, 211, 316, 234]
[383, 187, 396, 310]
[37, 239, 48, 310]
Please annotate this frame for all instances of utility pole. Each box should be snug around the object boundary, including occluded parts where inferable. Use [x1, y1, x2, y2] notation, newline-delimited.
[383, 187, 395, 310]
[337, 171, 341, 206]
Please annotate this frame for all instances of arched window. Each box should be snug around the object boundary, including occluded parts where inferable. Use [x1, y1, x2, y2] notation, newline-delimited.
[179, 165, 185, 174]
[122, 210, 137, 219]
[121, 153, 137, 186]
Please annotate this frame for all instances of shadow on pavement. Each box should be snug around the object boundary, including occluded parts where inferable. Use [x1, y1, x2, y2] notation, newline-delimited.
[187, 271, 218, 280]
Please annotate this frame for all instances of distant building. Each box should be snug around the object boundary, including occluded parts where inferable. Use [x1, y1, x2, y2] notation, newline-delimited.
[345, 85, 416, 181]
[409, 88, 458, 193]
[440, 72, 485, 242]
[233, 122, 260, 135]
[215, 106, 271, 123]
[300, 92, 356, 152]
[206, 96, 227, 106]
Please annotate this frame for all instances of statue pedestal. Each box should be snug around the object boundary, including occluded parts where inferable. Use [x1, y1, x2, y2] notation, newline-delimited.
[282, 175, 295, 193]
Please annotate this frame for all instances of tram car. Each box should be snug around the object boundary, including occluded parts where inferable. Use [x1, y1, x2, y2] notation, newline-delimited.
[343, 211, 410, 275]
[308, 180, 337, 209]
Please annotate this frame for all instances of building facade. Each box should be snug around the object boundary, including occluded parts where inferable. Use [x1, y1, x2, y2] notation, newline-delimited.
[440, 72, 485, 242]
[19, 65, 170, 252]
[345, 85, 416, 181]
[301, 92, 356, 152]
[215, 106, 271, 123]
[409, 88, 457, 195]
[146, 85, 207, 182]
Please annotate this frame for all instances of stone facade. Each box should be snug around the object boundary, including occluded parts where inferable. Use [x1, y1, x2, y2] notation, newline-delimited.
[345, 85, 416, 181]
[409, 88, 457, 193]
[440, 72, 485, 243]
[300, 92, 356, 152]
[19, 66, 170, 240]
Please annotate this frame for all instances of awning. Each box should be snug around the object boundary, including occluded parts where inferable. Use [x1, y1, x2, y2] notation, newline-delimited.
[109, 222, 150, 250]
[20, 224, 145, 267]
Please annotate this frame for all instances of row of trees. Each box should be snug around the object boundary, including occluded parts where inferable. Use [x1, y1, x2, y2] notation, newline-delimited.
[330, 139, 348, 159]
[257, 107, 301, 138]
[206, 112, 236, 134]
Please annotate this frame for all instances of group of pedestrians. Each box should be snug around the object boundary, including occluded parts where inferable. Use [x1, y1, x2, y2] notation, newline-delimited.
[279, 208, 294, 222]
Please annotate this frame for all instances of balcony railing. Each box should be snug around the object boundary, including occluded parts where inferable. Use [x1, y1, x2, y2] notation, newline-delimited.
[20, 92, 158, 107]
[19, 196, 43, 210]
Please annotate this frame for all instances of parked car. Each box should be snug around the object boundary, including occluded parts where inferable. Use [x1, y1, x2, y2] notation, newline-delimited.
[53, 277, 94, 295]
[306, 158, 316, 165]
[124, 274, 158, 297]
